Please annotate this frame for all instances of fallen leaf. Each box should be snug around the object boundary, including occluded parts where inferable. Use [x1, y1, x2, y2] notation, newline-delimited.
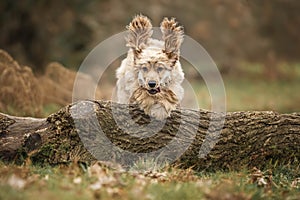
[89, 181, 102, 190]
[291, 178, 300, 188]
[73, 177, 82, 184]
[8, 174, 26, 189]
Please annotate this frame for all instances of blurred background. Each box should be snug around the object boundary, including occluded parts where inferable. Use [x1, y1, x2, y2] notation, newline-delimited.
[0, 0, 299, 117]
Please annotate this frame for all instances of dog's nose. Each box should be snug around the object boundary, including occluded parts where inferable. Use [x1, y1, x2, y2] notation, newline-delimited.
[148, 80, 156, 88]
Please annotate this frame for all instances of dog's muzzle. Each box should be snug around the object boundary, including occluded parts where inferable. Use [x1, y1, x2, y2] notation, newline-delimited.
[147, 80, 160, 95]
[148, 87, 160, 95]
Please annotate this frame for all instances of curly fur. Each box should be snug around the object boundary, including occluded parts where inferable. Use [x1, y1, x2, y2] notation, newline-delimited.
[126, 14, 153, 54]
[129, 87, 178, 119]
[161, 17, 184, 60]
[115, 14, 184, 120]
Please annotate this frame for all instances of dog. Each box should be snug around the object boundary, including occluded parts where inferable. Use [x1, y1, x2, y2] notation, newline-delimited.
[115, 14, 184, 120]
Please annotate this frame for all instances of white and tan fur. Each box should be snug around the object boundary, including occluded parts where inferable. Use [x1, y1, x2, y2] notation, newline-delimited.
[115, 14, 184, 120]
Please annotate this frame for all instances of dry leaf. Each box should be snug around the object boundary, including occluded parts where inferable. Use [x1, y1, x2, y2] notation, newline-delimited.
[291, 178, 300, 188]
[8, 174, 26, 190]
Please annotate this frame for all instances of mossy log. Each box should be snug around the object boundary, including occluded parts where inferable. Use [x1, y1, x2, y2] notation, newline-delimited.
[0, 100, 299, 170]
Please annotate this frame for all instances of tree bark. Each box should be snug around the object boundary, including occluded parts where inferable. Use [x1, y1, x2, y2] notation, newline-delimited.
[0, 100, 299, 170]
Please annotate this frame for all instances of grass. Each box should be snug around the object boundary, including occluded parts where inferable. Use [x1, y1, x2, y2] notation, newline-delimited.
[223, 77, 300, 112]
[0, 162, 299, 200]
[42, 103, 62, 117]
[41, 63, 300, 116]
[42, 74, 300, 117]
[187, 63, 300, 113]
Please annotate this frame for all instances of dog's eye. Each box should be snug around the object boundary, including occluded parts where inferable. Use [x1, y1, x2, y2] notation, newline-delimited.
[142, 66, 148, 72]
[157, 67, 164, 72]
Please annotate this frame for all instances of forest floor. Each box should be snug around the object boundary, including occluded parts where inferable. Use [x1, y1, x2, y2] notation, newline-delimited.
[0, 161, 299, 200]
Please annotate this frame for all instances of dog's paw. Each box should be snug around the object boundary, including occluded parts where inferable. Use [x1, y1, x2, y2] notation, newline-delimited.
[148, 103, 170, 120]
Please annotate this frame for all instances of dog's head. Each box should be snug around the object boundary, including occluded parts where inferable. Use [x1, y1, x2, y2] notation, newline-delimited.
[126, 15, 184, 96]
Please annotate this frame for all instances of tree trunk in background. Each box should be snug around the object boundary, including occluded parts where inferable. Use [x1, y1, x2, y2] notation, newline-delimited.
[0, 100, 299, 170]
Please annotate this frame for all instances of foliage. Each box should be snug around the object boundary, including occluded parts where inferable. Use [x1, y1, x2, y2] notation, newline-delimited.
[251, 0, 300, 61]
[1, 0, 300, 72]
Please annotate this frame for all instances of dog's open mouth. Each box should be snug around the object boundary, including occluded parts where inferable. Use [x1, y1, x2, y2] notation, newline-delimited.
[148, 87, 160, 95]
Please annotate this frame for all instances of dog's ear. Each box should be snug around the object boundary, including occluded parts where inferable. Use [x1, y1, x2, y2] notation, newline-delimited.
[160, 17, 184, 61]
[126, 15, 153, 55]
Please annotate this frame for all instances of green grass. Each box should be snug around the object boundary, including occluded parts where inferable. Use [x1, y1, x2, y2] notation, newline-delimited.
[223, 77, 300, 112]
[190, 78, 300, 113]
[42, 103, 62, 117]
[188, 63, 300, 113]
[38, 63, 300, 117]
[0, 162, 299, 200]
[41, 77, 300, 118]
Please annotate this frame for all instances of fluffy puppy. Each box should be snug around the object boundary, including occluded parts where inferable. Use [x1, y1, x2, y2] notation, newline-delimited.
[116, 14, 184, 120]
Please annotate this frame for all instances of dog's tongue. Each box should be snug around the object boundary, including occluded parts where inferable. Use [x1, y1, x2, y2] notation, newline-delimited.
[148, 87, 160, 95]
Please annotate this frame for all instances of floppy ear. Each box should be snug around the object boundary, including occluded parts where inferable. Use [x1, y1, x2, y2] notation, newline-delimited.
[160, 17, 184, 60]
[126, 15, 153, 55]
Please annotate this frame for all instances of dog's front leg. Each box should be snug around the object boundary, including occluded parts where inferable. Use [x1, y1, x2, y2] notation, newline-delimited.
[149, 103, 170, 120]
[149, 100, 178, 120]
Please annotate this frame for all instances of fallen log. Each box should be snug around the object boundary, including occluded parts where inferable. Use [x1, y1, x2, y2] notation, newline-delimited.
[0, 100, 299, 170]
